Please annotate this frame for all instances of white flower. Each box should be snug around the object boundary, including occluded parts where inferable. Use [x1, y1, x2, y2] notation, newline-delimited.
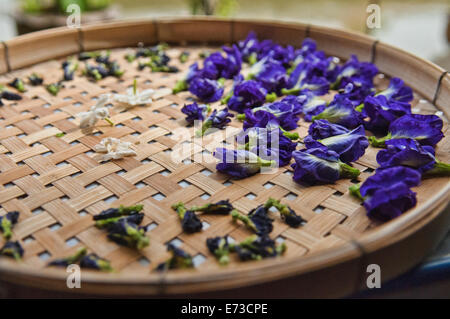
[112, 79, 154, 108]
[78, 95, 113, 128]
[94, 137, 137, 162]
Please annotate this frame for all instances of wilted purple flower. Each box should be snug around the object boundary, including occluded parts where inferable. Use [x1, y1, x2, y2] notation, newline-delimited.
[228, 80, 267, 113]
[190, 200, 234, 215]
[291, 148, 360, 185]
[156, 244, 194, 271]
[231, 205, 274, 235]
[0, 211, 19, 240]
[248, 57, 287, 93]
[359, 166, 421, 221]
[172, 62, 202, 93]
[282, 61, 329, 96]
[304, 125, 369, 163]
[181, 102, 210, 125]
[339, 82, 374, 107]
[233, 234, 286, 261]
[172, 202, 203, 234]
[369, 114, 444, 147]
[206, 236, 231, 265]
[376, 138, 435, 173]
[107, 218, 149, 249]
[377, 77, 413, 103]
[0, 241, 23, 260]
[363, 95, 411, 134]
[266, 198, 305, 228]
[48, 247, 87, 267]
[312, 95, 364, 128]
[243, 109, 299, 131]
[237, 31, 259, 63]
[197, 108, 234, 136]
[299, 91, 327, 121]
[333, 54, 378, 90]
[80, 253, 113, 271]
[262, 44, 295, 68]
[308, 119, 350, 139]
[189, 77, 224, 102]
[202, 45, 242, 79]
[214, 148, 274, 179]
[253, 95, 304, 116]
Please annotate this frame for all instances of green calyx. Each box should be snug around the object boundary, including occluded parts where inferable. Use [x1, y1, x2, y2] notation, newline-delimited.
[231, 210, 257, 233]
[196, 119, 212, 137]
[236, 113, 246, 121]
[172, 202, 188, 219]
[424, 161, 450, 177]
[179, 52, 189, 63]
[368, 133, 391, 148]
[265, 92, 278, 102]
[214, 238, 231, 265]
[247, 52, 258, 66]
[339, 162, 361, 179]
[172, 79, 188, 94]
[265, 197, 290, 217]
[46, 83, 62, 96]
[221, 91, 233, 105]
[281, 87, 301, 96]
[280, 127, 299, 140]
[1, 218, 13, 240]
[67, 247, 88, 264]
[355, 103, 364, 112]
[349, 184, 364, 201]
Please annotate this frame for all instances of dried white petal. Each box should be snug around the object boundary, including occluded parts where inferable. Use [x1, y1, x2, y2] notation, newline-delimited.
[78, 95, 111, 128]
[112, 86, 154, 108]
[94, 137, 137, 162]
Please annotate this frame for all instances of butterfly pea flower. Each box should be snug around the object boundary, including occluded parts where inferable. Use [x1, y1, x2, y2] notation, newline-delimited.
[262, 44, 295, 68]
[265, 198, 304, 228]
[312, 95, 364, 129]
[78, 51, 102, 61]
[249, 95, 304, 119]
[94, 137, 137, 162]
[107, 61, 125, 77]
[173, 62, 201, 94]
[298, 91, 328, 122]
[206, 236, 232, 265]
[233, 234, 286, 261]
[46, 82, 64, 96]
[80, 253, 113, 272]
[243, 109, 299, 131]
[339, 82, 375, 107]
[8, 78, 26, 93]
[83, 63, 108, 81]
[362, 95, 411, 134]
[351, 167, 421, 221]
[156, 244, 194, 271]
[247, 57, 287, 94]
[0, 85, 22, 106]
[0, 211, 19, 239]
[47, 247, 87, 267]
[231, 205, 274, 235]
[196, 108, 233, 137]
[189, 77, 224, 103]
[369, 114, 444, 148]
[111, 79, 154, 108]
[332, 54, 378, 90]
[282, 61, 329, 96]
[376, 138, 450, 176]
[190, 200, 234, 215]
[93, 204, 144, 221]
[214, 148, 275, 179]
[28, 73, 43, 86]
[0, 241, 24, 261]
[291, 148, 360, 185]
[203, 45, 242, 80]
[62, 59, 79, 81]
[172, 202, 203, 233]
[107, 218, 150, 249]
[227, 80, 268, 113]
[304, 125, 369, 163]
[95, 213, 144, 229]
[308, 119, 350, 140]
[181, 102, 210, 125]
[375, 77, 413, 103]
[237, 31, 259, 64]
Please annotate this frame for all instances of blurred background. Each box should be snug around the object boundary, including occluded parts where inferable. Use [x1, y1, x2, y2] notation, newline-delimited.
[0, 0, 448, 69]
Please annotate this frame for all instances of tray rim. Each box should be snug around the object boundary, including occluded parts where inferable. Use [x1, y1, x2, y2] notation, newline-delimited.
[0, 16, 448, 297]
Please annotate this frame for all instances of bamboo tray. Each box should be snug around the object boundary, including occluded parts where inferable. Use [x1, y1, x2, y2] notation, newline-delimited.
[0, 17, 448, 298]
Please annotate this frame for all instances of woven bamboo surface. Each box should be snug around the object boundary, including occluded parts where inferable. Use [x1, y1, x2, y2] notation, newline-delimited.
[0, 18, 448, 296]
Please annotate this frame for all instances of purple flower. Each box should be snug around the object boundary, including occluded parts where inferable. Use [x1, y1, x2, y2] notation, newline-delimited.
[291, 148, 360, 185]
[248, 57, 287, 93]
[172, 202, 203, 234]
[181, 102, 209, 125]
[214, 148, 274, 179]
[172, 62, 202, 93]
[312, 95, 364, 128]
[333, 54, 378, 89]
[370, 114, 444, 147]
[359, 167, 421, 221]
[238, 31, 259, 63]
[339, 82, 374, 107]
[304, 125, 369, 163]
[262, 44, 295, 68]
[299, 91, 327, 121]
[203, 45, 242, 79]
[189, 77, 224, 102]
[363, 95, 411, 134]
[377, 77, 413, 103]
[228, 80, 267, 113]
[243, 109, 299, 131]
[308, 119, 350, 140]
[283, 61, 329, 96]
[376, 138, 435, 173]
[156, 244, 194, 271]
[0, 241, 24, 260]
[197, 108, 234, 136]
[0, 211, 19, 240]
